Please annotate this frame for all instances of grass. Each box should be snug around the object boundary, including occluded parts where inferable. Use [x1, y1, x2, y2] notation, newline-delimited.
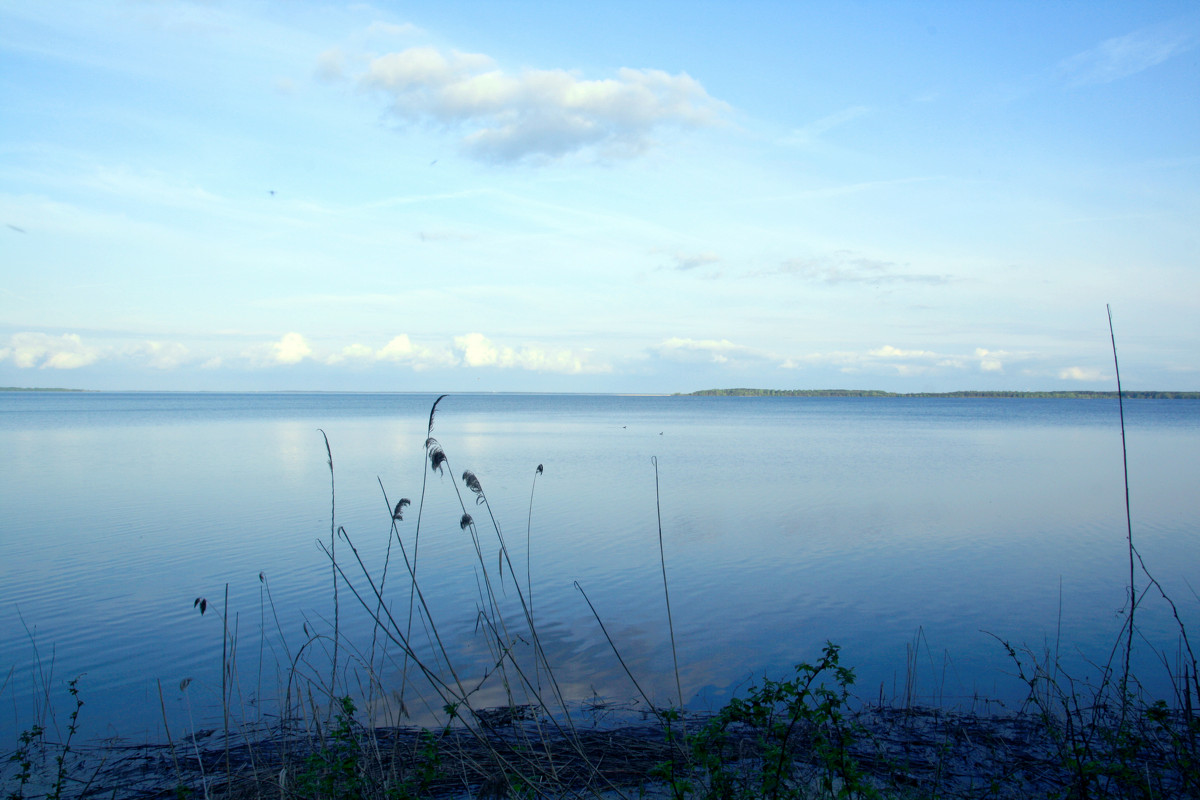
[5, 354, 1200, 796]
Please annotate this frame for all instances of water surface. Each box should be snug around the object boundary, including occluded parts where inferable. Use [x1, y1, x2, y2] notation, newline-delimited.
[2, 392, 1197, 744]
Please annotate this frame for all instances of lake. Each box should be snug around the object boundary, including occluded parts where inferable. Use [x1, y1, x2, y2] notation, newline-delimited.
[2, 392, 1198, 746]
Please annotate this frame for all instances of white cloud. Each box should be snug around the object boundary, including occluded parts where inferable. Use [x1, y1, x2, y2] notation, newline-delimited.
[376, 334, 457, 370]
[452, 332, 609, 374]
[0, 332, 101, 369]
[377, 334, 417, 361]
[127, 341, 190, 369]
[247, 332, 601, 374]
[1059, 366, 1107, 382]
[356, 46, 728, 162]
[1060, 25, 1193, 86]
[455, 332, 499, 367]
[869, 345, 936, 359]
[271, 332, 312, 365]
[975, 348, 1004, 372]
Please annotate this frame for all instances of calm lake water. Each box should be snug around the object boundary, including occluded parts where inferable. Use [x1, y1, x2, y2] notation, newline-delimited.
[2, 392, 1198, 745]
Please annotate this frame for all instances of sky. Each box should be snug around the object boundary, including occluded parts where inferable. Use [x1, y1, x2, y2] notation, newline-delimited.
[1, 1, 1198, 393]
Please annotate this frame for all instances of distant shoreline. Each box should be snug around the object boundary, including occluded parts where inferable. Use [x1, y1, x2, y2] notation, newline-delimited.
[0, 386, 88, 392]
[3, 386, 1198, 399]
[684, 388, 1200, 399]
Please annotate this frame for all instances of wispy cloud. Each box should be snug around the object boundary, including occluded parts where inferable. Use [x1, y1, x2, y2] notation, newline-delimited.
[669, 251, 721, 272]
[364, 21, 423, 38]
[125, 341, 191, 370]
[418, 228, 478, 242]
[651, 337, 778, 366]
[650, 339, 1011, 377]
[315, 47, 346, 81]
[782, 105, 871, 146]
[354, 45, 729, 163]
[764, 250, 951, 285]
[783, 345, 1017, 376]
[1058, 366, 1107, 382]
[1059, 24, 1194, 86]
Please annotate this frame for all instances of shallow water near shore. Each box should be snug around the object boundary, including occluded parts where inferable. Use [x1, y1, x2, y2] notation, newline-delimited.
[2, 392, 1198, 746]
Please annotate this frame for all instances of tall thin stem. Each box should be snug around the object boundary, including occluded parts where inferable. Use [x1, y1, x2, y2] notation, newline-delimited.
[397, 397, 445, 706]
[318, 429, 339, 712]
[1108, 305, 1135, 717]
[221, 583, 231, 789]
[653, 456, 685, 737]
[527, 464, 543, 688]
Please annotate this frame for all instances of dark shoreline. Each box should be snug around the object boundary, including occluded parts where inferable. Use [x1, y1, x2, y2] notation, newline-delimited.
[31, 702, 1199, 799]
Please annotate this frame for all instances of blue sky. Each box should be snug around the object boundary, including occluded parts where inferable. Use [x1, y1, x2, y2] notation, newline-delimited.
[1, 1, 1197, 392]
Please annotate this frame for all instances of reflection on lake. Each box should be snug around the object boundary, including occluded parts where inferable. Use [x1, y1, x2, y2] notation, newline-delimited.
[1, 392, 1198, 744]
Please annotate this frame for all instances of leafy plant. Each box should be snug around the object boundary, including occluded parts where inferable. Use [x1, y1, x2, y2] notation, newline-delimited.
[691, 643, 877, 799]
[5, 724, 44, 800]
[48, 677, 84, 800]
[389, 730, 442, 800]
[4, 676, 86, 800]
[293, 696, 364, 800]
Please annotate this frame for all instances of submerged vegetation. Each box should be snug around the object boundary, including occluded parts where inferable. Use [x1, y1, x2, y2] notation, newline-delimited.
[5, 373, 1200, 797]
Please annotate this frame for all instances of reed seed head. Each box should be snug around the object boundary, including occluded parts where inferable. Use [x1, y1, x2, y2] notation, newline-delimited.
[427, 394, 447, 434]
[429, 445, 447, 474]
[460, 513, 473, 530]
[194, 597, 207, 615]
[392, 498, 411, 520]
[536, 463, 544, 474]
[462, 470, 485, 503]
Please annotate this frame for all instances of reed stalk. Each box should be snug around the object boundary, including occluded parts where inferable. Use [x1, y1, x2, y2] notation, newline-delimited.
[318, 428, 340, 716]
[527, 463, 543, 688]
[653, 456, 686, 738]
[1108, 305, 1137, 722]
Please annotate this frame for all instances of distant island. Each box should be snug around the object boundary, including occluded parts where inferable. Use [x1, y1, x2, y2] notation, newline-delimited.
[684, 388, 1200, 399]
